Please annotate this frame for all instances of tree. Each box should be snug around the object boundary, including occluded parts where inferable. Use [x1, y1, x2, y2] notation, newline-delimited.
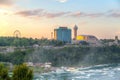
[0, 63, 10, 80]
[12, 64, 33, 80]
[12, 38, 20, 47]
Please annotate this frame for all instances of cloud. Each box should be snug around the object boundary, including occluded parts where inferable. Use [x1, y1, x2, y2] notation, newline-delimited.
[15, 9, 44, 17]
[16, 9, 105, 19]
[70, 9, 120, 18]
[70, 11, 104, 18]
[15, 9, 70, 18]
[56, 0, 68, 3]
[70, 11, 83, 17]
[107, 10, 120, 17]
[85, 13, 104, 17]
[0, 0, 14, 7]
[110, 13, 120, 17]
[44, 12, 70, 18]
[15, 8, 120, 19]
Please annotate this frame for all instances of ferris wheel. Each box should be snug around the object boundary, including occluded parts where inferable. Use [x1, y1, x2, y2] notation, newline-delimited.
[13, 30, 21, 38]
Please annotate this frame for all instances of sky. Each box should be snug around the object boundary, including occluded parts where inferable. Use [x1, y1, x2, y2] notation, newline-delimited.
[0, 0, 120, 39]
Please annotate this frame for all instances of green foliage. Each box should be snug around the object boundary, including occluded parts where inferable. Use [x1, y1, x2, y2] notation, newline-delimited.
[0, 63, 33, 80]
[0, 63, 10, 80]
[12, 64, 33, 80]
[1, 39, 120, 67]
[0, 49, 34, 65]
[27, 46, 120, 67]
[9, 50, 27, 65]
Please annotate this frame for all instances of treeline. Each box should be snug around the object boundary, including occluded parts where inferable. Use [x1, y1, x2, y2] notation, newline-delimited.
[1, 45, 120, 66]
[28, 45, 120, 66]
[0, 37, 65, 47]
[101, 39, 120, 44]
[0, 49, 34, 65]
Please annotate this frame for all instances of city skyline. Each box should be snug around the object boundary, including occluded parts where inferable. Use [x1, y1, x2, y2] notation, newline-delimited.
[0, 0, 120, 39]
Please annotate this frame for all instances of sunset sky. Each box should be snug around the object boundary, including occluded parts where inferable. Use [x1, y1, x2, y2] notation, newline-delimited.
[0, 0, 120, 39]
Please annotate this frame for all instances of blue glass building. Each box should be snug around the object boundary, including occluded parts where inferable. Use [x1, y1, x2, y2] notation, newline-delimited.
[54, 27, 71, 43]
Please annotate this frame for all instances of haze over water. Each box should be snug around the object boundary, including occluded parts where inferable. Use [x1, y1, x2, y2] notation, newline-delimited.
[34, 64, 120, 80]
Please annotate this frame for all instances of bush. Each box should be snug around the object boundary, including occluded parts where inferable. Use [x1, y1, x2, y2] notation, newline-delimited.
[12, 64, 33, 80]
[0, 64, 10, 80]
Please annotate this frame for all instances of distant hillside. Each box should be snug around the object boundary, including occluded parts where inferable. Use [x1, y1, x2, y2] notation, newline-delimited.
[28, 45, 120, 67]
[1, 45, 120, 67]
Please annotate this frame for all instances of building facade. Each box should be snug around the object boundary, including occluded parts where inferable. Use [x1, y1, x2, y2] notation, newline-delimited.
[76, 35, 98, 44]
[54, 27, 71, 43]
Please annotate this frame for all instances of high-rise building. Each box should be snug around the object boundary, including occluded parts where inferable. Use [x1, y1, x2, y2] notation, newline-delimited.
[54, 27, 71, 43]
[73, 25, 78, 40]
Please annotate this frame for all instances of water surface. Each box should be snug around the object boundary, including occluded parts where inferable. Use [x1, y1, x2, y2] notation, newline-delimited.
[34, 64, 120, 80]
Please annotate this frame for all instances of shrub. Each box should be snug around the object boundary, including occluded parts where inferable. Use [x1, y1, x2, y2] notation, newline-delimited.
[0, 63, 10, 80]
[12, 64, 33, 80]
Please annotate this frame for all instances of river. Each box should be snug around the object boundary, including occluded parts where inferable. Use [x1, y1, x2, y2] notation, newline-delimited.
[33, 64, 120, 80]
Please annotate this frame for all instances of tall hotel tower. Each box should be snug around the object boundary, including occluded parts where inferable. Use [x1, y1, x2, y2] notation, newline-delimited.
[54, 27, 71, 43]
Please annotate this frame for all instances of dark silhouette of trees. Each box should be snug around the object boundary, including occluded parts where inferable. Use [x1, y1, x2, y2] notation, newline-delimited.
[0, 37, 65, 47]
